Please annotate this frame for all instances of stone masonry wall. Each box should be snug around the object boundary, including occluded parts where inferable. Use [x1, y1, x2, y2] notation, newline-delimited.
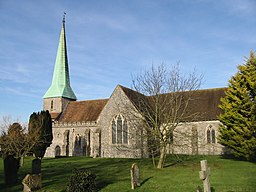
[43, 97, 71, 114]
[167, 120, 224, 155]
[98, 86, 148, 158]
[44, 122, 99, 157]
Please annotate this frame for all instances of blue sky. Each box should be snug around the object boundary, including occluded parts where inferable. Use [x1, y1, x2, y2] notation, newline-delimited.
[0, 0, 255, 122]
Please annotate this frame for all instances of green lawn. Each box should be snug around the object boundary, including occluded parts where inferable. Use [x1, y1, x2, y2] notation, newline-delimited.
[0, 155, 255, 192]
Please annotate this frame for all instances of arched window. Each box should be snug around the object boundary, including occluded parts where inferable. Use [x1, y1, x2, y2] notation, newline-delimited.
[117, 115, 122, 144]
[112, 120, 116, 144]
[207, 129, 211, 144]
[111, 115, 128, 144]
[206, 125, 217, 144]
[55, 145, 61, 157]
[123, 120, 128, 144]
[212, 129, 216, 143]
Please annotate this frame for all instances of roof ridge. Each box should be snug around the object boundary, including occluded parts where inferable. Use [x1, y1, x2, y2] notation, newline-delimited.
[58, 98, 108, 122]
[71, 98, 109, 103]
[118, 84, 146, 96]
[145, 87, 228, 98]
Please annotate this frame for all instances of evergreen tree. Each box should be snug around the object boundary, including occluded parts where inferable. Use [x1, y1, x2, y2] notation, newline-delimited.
[29, 110, 53, 159]
[219, 52, 256, 161]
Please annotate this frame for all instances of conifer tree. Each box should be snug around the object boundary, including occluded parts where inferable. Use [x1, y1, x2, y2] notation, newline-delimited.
[219, 52, 256, 161]
[29, 110, 53, 159]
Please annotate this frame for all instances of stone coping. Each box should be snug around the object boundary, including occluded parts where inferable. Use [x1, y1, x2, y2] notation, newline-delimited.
[53, 121, 97, 127]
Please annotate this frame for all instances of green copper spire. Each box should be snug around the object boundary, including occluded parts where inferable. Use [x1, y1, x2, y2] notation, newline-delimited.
[43, 14, 77, 100]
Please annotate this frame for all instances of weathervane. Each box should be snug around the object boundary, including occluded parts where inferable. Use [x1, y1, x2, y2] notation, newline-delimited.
[63, 12, 66, 23]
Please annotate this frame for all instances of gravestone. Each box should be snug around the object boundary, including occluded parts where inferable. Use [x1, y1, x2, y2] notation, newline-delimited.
[32, 158, 41, 174]
[199, 160, 211, 192]
[3, 155, 19, 185]
[22, 174, 42, 192]
[131, 163, 140, 190]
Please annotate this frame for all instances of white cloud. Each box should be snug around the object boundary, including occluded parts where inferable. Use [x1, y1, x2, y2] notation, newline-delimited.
[0, 63, 31, 83]
[224, 0, 256, 16]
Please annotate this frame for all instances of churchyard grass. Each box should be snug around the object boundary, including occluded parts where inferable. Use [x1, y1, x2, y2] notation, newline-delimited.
[0, 155, 255, 192]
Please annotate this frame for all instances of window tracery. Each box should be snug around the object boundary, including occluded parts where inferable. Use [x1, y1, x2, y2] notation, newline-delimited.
[206, 125, 216, 144]
[111, 115, 128, 144]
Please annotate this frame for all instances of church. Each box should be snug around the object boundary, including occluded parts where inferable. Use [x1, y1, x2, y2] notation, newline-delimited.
[44, 18, 226, 158]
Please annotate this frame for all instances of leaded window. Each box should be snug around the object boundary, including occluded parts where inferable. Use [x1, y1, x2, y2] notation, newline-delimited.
[117, 116, 122, 144]
[206, 125, 216, 144]
[123, 120, 128, 144]
[111, 115, 128, 144]
[112, 120, 116, 144]
[212, 129, 216, 143]
[207, 129, 211, 144]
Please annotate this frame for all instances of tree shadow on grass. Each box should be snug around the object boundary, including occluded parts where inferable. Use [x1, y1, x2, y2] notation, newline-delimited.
[0, 182, 23, 192]
[164, 162, 178, 168]
[220, 154, 256, 164]
[96, 179, 113, 191]
[41, 157, 133, 191]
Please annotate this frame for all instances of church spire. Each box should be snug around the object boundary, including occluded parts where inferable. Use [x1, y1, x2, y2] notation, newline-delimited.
[43, 14, 77, 100]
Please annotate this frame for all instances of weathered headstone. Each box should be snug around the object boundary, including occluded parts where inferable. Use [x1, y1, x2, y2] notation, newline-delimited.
[20, 156, 24, 167]
[131, 163, 140, 190]
[32, 158, 41, 174]
[199, 160, 211, 192]
[22, 174, 42, 192]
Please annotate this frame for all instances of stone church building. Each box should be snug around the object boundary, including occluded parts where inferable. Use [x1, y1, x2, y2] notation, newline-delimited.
[44, 18, 226, 158]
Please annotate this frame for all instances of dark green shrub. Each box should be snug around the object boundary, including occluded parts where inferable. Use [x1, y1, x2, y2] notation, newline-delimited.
[66, 168, 96, 192]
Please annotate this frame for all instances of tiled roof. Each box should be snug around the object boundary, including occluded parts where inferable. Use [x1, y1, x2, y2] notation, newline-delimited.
[57, 99, 108, 122]
[120, 85, 227, 122]
[119, 85, 149, 112]
[57, 85, 227, 123]
[178, 87, 227, 121]
[50, 112, 61, 120]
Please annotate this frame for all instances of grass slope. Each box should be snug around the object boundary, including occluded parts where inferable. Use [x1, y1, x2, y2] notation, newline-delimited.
[0, 155, 255, 192]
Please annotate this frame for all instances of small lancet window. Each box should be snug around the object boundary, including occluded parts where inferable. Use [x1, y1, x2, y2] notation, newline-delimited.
[117, 115, 122, 144]
[207, 129, 211, 144]
[212, 129, 216, 144]
[123, 120, 128, 144]
[51, 100, 54, 110]
[112, 120, 116, 144]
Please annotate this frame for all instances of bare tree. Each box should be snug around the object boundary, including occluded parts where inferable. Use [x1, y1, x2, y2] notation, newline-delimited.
[0, 115, 18, 133]
[0, 117, 40, 185]
[131, 63, 202, 168]
[0, 122, 40, 159]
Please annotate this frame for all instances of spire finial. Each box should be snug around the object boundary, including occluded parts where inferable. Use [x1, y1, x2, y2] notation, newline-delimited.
[63, 12, 66, 23]
[43, 11, 76, 100]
